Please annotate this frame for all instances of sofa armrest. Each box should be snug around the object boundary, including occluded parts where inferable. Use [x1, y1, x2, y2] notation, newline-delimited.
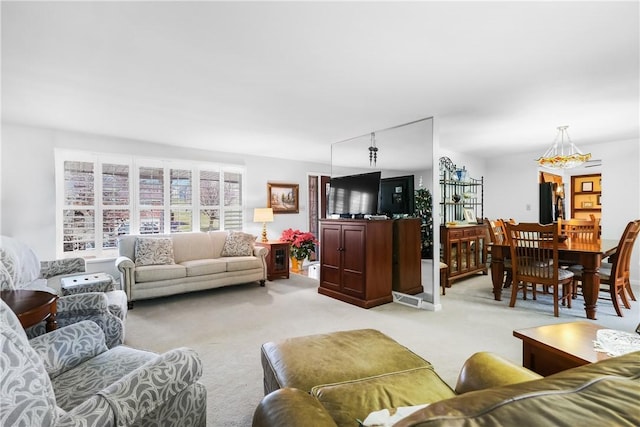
[115, 256, 135, 300]
[96, 347, 203, 427]
[454, 351, 542, 394]
[29, 320, 108, 379]
[253, 388, 338, 427]
[40, 258, 86, 279]
[253, 246, 268, 258]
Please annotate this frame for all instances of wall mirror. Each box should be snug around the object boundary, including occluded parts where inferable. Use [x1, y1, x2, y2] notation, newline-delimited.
[329, 117, 439, 306]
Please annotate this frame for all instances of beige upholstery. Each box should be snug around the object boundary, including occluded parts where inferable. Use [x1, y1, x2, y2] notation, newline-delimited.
[116, 231, 267, 306]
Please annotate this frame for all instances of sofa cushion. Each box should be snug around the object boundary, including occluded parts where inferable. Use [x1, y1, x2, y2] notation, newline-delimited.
[312, 366, 455, 427]
[52, 345, 157, 411]
[134, 238, 175, 267]
[171, 232, 217, 263]
[225, 256, 263, 272]
[181, 259, 227, 277]
[135, 264, 186, 283]
[261, 329, 433, 394]
[221, 231, 256, 257]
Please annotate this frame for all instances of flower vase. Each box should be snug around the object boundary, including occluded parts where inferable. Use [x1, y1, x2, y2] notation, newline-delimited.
[290, 257, 304, 272]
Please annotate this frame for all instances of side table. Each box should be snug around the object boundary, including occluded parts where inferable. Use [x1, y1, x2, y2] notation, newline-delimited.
[1, 290, 58, 332]
[513, 321, 609, 376]
[60, 272, 115, 295]
[255, 241, 289, 281]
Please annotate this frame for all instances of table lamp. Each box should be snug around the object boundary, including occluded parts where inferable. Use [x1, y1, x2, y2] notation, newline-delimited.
[253, 208, 274, 242]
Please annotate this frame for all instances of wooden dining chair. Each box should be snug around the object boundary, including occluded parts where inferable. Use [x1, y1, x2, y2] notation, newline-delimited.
[558, 217, 600, 243]
[505, 222, 574, 317]
[485, 218, 512, 288]
[571, 219, 640, 317]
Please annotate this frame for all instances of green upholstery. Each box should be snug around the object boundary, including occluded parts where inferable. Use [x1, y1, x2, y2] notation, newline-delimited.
[254, 329, 640, 427]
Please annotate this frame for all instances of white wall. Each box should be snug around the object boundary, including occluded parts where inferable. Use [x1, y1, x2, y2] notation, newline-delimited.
[0, 123, 330, 260]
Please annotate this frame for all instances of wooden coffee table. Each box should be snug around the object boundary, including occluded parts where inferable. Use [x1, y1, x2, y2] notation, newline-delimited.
[1, 290, 58, 332]
[513, 321, 610, 376]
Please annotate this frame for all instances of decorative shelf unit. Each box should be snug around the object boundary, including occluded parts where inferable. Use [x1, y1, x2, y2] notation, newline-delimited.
[571, 174, 601, 220]
[439, 157, 484, 225]
[438, 157, 488, 286]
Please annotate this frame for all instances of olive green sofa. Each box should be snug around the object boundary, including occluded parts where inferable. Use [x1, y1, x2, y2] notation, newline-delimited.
[253, 329, 640, 427]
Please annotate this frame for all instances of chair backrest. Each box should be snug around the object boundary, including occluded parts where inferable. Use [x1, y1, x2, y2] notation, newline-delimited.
[486, 219, 508, 244]
[558, 217, 600, 243]
[609, 219, 640, 286]
[505, 222, 559, 287]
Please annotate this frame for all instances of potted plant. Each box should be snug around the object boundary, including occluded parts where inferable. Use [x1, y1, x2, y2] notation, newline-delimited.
[280, 228, 318, 271]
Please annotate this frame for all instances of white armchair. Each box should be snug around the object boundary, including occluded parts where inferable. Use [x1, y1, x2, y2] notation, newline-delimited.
[0, 299, 207, 426]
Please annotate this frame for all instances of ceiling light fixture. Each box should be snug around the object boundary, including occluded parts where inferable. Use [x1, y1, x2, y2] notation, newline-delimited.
[537, 125, 591, 169]
[368, 132, 378, 166]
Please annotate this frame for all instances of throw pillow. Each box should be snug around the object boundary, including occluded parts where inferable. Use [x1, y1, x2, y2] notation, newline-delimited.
[220, 231, 256, 257]
[134, 238, 175, 267]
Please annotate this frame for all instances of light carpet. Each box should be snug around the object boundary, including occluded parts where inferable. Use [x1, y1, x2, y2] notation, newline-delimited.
[124, 273, 639, 427]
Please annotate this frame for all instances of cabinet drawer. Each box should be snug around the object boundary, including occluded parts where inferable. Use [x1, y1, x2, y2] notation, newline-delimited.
[448, 229, 464, 239]
[463, 226, 487, 238]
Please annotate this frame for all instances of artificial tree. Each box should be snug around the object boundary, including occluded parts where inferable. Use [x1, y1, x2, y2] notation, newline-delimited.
[414, 187, 433, 259]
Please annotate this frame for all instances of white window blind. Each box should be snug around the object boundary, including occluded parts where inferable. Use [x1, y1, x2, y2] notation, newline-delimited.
[56, 150, 245, 258]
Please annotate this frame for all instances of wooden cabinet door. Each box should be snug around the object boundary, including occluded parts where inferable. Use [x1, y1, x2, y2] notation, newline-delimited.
[320, 223, 342, 291]
[341, 224, 366, 297]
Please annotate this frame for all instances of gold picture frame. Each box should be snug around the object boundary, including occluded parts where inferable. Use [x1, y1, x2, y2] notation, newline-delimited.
[267, 182, 299, 214]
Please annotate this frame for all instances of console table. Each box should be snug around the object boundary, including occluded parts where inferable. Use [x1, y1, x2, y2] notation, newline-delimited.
[1, 290, 58, 332]
[513, 321, 609, 376]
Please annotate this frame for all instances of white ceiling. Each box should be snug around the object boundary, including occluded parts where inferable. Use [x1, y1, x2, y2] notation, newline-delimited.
[2, 1, 638, 169]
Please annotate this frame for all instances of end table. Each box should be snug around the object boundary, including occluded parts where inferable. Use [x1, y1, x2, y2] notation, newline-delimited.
[1, 290, 58, 332]
[256, 241, 290, 281]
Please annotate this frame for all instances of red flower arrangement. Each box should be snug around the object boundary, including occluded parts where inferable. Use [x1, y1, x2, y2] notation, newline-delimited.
[280, 228, 317, 260]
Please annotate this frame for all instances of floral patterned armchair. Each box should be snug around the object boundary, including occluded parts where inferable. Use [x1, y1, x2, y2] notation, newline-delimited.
[1, 236, 127, 347]
[0, 299, 207, 426]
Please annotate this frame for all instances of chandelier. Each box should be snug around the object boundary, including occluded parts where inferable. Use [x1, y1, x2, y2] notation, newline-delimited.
[537, 125, 591, 169]
[368, 132, 378, 166]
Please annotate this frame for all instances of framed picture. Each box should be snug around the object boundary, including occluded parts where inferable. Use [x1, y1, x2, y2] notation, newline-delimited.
[267, 182, 299, 214]
[581, 181, 593, 192]
[582, 201, 594, 208]
[463, 208, 477, 224]
[597, 194, 601, 205]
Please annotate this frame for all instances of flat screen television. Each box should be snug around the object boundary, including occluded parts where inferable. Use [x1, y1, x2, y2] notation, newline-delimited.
[379, 175, 415, 217]
[328, 171, 381, 217]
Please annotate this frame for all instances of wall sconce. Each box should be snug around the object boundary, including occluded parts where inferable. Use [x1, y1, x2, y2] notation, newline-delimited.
[253, 208, 274, 242]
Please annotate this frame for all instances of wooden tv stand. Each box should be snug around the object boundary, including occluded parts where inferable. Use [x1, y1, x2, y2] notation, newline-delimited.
[318, 218, 421, 308]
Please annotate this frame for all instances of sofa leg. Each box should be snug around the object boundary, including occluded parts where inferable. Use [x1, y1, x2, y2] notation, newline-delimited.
[127, 301, 134, 309]
[259, 280, 266, 287]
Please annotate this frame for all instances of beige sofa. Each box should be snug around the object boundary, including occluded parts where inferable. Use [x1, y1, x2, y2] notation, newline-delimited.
[116, 231, 267, 307]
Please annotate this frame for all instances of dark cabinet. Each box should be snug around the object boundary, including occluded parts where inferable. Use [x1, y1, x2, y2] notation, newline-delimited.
[255, 241, 289, 281]
[319, 219, 393, 308]
[392, 218, 422, 294]
[440, 224, 488, 286]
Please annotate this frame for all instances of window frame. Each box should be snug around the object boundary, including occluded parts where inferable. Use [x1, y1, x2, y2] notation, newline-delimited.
[55, 149, 245, 259]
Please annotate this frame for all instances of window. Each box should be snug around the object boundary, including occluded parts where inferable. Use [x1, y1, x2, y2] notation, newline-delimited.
[56, 150, 245, 258]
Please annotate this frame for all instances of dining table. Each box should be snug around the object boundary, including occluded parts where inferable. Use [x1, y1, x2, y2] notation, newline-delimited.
[490, 238, 618, 320]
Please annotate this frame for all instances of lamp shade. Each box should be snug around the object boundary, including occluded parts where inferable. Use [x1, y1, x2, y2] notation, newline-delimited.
[253, 208, 274, 223]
